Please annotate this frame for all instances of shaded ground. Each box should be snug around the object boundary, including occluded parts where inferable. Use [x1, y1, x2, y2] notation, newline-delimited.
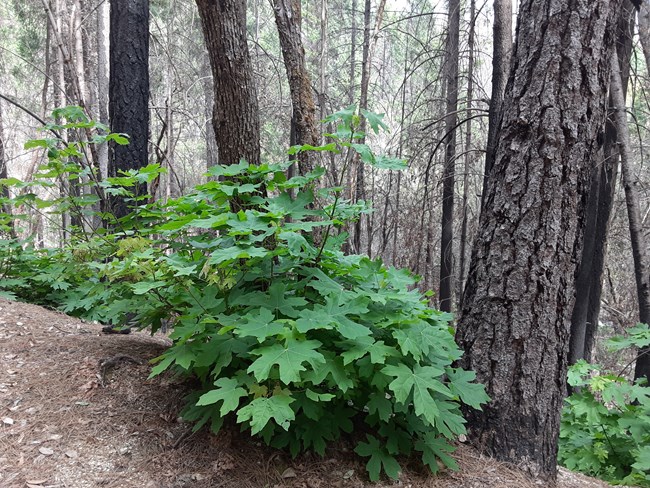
[0, 298, 616, 488]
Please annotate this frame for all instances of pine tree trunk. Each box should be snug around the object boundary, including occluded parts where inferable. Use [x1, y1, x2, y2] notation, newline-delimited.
[610, 50, 650, 385]
[569, 0, 635, 365]
[108, 0, 150, 218]
[272, 0, 318, 175]
[96, 0, 109, 180]
[456, 0, 621, 480]
[195, 0, 260, 167]
[458, 0, 476, 308]
[353, 0, 386, 254]
[439, 0, 460, 312]
[483, 0, 512, 193]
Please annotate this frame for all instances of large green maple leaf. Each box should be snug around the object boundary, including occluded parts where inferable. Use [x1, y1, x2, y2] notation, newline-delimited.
[265, 189, 314, 220]
[236, 395, 295, 434]
[248, 338, 326, 383]
[235, 308, 286, 342]
[392, 320, 457, 361]
[196, 377, 248, 416]
[322, 291, 371, 339]
[243, 282, 307, 318]
[415, 435, 458, 473]
[354, 435, 401, 481]
[303, 352, 354, 392]
[341, 337, 399, 365]
[295, 307, 335, 333]
[382, 363, 452, 426]
[632, 445, 650, 471]
[446, 368, 489, 409]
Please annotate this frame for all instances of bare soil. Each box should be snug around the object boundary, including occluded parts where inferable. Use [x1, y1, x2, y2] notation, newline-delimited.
[0, 299, 617, 488]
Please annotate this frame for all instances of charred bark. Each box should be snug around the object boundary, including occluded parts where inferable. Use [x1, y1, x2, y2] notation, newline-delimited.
[108, 0, 150, 218]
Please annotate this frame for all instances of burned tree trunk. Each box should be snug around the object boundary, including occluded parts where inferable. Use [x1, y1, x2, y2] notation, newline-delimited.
[109, 0, 150, 218]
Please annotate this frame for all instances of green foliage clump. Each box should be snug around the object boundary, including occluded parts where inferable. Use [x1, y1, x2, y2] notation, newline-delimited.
[0, 105, 489, 481]
[559, 324, 650, 487]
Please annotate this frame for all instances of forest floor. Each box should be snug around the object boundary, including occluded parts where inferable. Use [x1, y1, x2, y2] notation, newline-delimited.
[0, 298, 621, 488]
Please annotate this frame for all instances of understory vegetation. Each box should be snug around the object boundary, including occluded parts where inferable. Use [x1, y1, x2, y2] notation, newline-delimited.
[3, 107, 650, 485]
[559, 324, 650, 487]
[0, 107, 490, 481]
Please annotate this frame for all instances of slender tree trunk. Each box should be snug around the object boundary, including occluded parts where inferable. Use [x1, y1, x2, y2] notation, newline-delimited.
[202, 52, 218, 168]
[42, 0, 83, 106]
[353, 0, 386, 254]
[319, 0, 327, 136]
[349, 0, 357, 107]
[392, 30, 410, 267]
[456, 0, 621, 480]
[42, 10, 52, 117]
[610, 51, 650, 385]
[439, 0, 460, 312]
[569, 0, 635, 365]
[272, 0, 318, 175]
[196, 0, 260, 168]
[0, 101, 13, 237]
[96, 0, 109, 180]
[71, 0, 88, 108]
[458, 0, 475, 308]
[483, 0, 512, 194]
[108, 0, 150, 218]
[343, 0, 358, 253]
[639, 0, 650, 68]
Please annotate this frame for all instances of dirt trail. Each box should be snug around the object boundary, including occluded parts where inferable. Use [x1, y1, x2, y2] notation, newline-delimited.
[0, 299, 614, 488]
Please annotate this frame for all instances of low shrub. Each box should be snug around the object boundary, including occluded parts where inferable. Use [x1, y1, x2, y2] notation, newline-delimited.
[559, 324, 650, 487]
[0, 106, 489, 481]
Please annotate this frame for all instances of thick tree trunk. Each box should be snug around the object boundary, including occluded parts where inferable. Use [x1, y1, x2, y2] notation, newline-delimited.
[569, 0, 635, 365]
[483, 0, 512, 194]
[439, 0, 460, 312]
[196, 0, 260, 167]
[456, 0, 621, 480]
[272, 0, 318, 175]
[109, 0, 150, 218]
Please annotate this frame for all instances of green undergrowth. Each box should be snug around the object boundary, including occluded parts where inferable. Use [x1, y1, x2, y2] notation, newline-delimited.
[0, 105, 489, 481]
[559, 324, 650, 486]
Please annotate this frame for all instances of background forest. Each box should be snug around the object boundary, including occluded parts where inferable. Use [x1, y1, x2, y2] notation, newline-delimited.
[1, 0, 648, 333]
[1, 0, 650, 486]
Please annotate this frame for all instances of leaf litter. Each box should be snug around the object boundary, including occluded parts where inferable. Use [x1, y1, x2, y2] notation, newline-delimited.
[0, 298, 623, 488]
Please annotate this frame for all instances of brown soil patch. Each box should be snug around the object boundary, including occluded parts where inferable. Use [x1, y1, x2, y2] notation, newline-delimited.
[0, 299, 617, 488]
